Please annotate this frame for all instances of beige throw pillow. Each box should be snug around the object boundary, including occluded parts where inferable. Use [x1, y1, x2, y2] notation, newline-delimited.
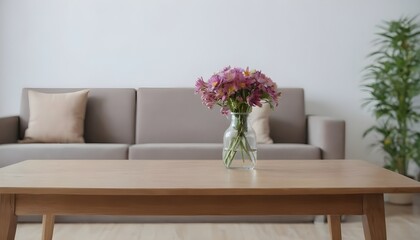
[249, 104, 274, 144]
[21, 89, 89, 143]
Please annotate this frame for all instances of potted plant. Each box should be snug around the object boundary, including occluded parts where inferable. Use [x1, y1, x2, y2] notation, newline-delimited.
[362, 16, 420, 204]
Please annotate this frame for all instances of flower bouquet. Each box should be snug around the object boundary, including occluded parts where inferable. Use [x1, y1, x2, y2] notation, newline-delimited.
[195, 66, 280, 169]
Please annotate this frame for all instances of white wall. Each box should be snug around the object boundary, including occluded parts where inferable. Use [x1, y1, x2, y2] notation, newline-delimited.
[1, 0, 420, 164]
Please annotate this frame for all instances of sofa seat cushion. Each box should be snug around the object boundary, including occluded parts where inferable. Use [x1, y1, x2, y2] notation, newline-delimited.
[256, 144, 321, 159]
[129, 143, 223, 160]
[129, 143, 320, 160]
[0, 143, 128, 168]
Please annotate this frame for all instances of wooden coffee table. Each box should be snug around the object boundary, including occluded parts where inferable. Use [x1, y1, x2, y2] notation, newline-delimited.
[1, 160, 420, 240]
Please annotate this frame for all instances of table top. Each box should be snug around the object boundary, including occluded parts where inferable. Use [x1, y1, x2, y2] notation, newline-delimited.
[0, 160, 419, 195]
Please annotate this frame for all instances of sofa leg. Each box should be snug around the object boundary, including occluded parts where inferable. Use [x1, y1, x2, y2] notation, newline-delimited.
[313, 215, 327, 223]
[313, 215, 346, 223]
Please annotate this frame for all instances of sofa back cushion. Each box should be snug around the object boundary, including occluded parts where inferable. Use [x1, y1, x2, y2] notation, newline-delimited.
[270, 88, 306, 143]
[20, 88, 136, 144]
[136, 88, 229, 144]
[136, 88, 306, 144]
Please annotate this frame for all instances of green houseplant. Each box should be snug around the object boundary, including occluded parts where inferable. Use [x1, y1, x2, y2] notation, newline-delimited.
[363, 16, 420, 179]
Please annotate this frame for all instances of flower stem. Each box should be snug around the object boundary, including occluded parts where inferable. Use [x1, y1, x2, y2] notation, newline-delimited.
[223, 113, 256, 168]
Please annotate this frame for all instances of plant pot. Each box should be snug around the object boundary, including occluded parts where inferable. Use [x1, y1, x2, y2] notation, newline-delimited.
[385, 193, 414, 205]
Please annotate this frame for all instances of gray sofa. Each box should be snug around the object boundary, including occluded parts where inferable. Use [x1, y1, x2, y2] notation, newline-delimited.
[0, 87, 345, 167]
[0, 87, 345, 223]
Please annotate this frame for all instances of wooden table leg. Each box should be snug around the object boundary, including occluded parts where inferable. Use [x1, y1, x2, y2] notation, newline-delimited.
[328, 215, 342, 240]
[362, 194, 386, 240]
[0, 194, 17, 240]
[42, 214, 55, 240]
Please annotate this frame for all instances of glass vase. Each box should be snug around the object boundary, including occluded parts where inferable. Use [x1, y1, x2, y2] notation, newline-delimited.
[223, 112, 257, 169]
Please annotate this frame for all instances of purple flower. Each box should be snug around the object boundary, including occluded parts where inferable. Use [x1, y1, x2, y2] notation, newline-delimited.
[195, 77, 206, 93]
[220, 106, 230, 115]
[247, 91, 263, 107]
[195, 66, 281, 114]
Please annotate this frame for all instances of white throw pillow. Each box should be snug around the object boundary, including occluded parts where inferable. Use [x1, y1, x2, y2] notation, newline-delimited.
[249, 103, 274, 144]
[21, 89, 89, 143]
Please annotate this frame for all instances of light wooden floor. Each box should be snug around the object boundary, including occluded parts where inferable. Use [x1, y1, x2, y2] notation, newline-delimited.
[15, 195, 420, 240]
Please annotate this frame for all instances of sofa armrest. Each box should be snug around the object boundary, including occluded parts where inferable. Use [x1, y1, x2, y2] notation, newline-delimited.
[307, 115, 345, 159]
[0, 116, 19, 144]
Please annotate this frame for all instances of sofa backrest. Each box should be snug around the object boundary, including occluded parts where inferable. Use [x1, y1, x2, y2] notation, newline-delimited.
[136, 88, 228, 144]
[270, 88, 306, 143]
[136, 88, 306, 144]
[20, 88, 136, 144]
